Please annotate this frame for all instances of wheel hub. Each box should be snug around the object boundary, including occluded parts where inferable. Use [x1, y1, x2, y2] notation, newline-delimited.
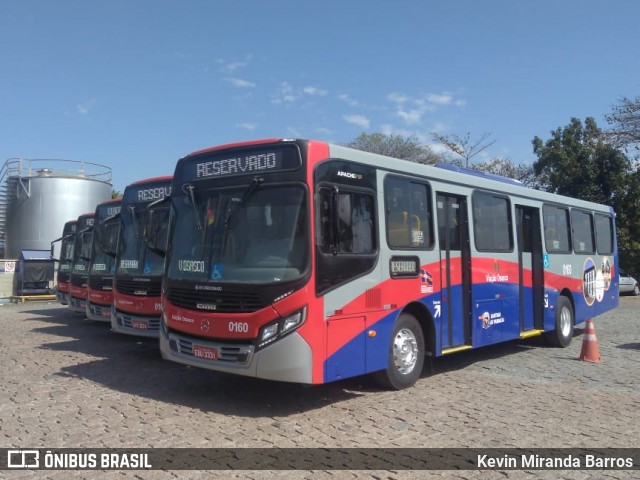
[392, 328, 418, 374]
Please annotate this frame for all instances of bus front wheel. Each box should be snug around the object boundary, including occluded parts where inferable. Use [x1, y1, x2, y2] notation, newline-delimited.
[544, 296, 574, 348]
[373, 313, 425, 390]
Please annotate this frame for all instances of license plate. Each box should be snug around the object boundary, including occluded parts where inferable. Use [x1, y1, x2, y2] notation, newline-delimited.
[132, 320, 148, 330]
[193, 345, 218, 361]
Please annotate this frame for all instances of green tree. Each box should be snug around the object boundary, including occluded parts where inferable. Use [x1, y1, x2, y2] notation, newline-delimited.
[345, 132, 442, 164]
[532, 117, 640, 274]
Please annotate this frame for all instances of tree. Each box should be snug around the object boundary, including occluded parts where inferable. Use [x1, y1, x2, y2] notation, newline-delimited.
[345, 133, 442, 164]
[112, 189, 123, 199]
[532, 117, 631, 203]
[606, 95, 640, 153]
[532, 116, 640, 274]
[471, 157, 536, 186]
[431, 132, 496, 168]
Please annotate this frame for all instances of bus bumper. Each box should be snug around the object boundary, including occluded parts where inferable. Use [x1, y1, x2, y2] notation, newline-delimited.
[159, 324, 313, 384]
[111, 306, 161, 338]
[86, 301, 112, 322]
[56, 290, 69, 305]
[69, 296, 87, 315]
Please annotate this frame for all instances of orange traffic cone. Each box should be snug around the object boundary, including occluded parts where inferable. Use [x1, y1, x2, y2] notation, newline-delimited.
[578, 319, 602, 363]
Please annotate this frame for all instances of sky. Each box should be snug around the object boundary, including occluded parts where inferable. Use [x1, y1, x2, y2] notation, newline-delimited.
[1, 0, 639, 193]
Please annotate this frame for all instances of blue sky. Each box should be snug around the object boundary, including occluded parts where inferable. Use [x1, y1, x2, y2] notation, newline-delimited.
[1, 0, 639, 192]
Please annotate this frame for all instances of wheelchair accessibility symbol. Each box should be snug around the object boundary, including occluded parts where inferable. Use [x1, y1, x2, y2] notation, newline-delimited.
[211, 264, 224, 280]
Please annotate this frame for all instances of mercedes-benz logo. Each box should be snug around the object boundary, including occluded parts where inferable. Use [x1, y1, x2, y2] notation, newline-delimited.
[200, 319, 210, 332]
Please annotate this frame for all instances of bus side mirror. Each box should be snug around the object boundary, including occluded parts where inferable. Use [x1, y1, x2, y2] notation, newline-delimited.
[50, 241, 59, 262]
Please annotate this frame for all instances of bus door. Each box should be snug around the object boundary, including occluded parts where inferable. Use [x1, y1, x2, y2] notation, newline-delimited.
[516, 206, 545, 334]
[437, 193, 471, 351]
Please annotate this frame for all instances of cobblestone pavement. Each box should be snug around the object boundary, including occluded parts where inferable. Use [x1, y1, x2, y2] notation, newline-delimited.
[0, 297, 638, 479]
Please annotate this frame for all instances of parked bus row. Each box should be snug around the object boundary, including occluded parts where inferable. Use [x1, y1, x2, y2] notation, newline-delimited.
[52, 138, 620, 390]
[52, 177, 172, 338]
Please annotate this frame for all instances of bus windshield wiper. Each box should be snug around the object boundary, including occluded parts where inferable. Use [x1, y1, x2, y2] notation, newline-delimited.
[128, 205, 140, 239]
[220, 177, 263, 259]
[183, 183, 203, 231]
[223, 176, 263, 230]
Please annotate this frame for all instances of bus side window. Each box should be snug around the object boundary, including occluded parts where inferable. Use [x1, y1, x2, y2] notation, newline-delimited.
[473, 192, 512, 252]
[543, 205, 571, 253]
[317, 187, 375, 255]
[571, 209, 595, 254]
[385, 176, 433, 249]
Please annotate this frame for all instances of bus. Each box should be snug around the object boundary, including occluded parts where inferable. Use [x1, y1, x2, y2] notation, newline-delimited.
[51, 220, 77, 305]
[86, 198, 122, 322]
[69, 212, 96, 315]
[156, 138, 618, 389]
[111, 176, 172, 337]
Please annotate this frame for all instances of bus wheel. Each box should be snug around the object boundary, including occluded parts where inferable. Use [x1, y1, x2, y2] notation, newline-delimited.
[544, 296, 574, 348]
[373, 313, 425, 390]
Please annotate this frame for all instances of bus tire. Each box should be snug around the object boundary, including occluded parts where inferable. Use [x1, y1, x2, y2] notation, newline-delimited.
[544, 296, 574, 348]
[373, 313, 425, 390]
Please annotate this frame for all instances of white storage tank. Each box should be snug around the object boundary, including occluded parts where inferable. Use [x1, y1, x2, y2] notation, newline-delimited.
[0, 158, 112, 259]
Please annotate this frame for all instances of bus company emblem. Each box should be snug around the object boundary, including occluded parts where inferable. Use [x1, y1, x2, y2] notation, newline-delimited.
[197, 303, 218, 311]
[200, 319, 210, 332]
[337, 170, 363, 180]
[420, 269, 434, 294]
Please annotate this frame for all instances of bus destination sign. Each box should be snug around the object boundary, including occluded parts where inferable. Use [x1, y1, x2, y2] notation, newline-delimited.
[196, 151, 283, 179]
[181, 144, 302, 183]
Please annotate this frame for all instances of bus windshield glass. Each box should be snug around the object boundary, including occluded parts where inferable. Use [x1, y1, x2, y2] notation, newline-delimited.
[117, 206, 166, 276]
[167, 184, 308, 284]
[59, 235, 76, 274]
[72, 229, 93, 274]
[91, 220, 119, 274]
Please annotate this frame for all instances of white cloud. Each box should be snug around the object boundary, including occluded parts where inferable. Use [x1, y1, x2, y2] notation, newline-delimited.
[272, 82, 298, 104]
[76, 99, 96, 115]
[426, 93, 453, 105]
[388, 92, 409, 104]
[224, 77, 256, 88]
[303, 86, 327, 96]
[343, 114, 370, 129]
[273, 82, 329, 104]
[237, 122, 256, 130]
[217, 54, 253, 73]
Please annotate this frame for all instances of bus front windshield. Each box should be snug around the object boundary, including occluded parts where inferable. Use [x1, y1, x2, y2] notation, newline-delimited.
[167, 184, 308, 284]
[59, 236, 76, 274]
[72, 229, 93, 274]
[117, 205, 166, 276]
[91, 220, 119, 275]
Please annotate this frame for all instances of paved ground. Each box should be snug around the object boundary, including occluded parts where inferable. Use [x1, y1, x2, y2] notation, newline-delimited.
[0, 297, 638, 479]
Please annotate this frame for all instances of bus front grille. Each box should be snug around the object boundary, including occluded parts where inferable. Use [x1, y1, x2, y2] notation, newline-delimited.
[166, 287, 266, 313]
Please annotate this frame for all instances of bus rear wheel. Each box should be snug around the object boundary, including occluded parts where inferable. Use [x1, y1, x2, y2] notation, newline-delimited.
[373, 313, 425, 390]
[544, 296, 574, 348]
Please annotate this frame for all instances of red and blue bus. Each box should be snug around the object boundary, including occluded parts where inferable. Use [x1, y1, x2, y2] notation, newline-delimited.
[157, 139, 618, 389]
[69, 212, 95, 315]
[111, 176, 172, 337]
[86, 198, 122, 322]
[51, 219, 77, 305]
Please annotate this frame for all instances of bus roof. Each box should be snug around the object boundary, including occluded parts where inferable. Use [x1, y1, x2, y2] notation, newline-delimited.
[129, 175, 173, 186]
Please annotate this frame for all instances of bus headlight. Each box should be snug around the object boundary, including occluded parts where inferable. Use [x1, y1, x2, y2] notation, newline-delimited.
[257, 307, 306, 350]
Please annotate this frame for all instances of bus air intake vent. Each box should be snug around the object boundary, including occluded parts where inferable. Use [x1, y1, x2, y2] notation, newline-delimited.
[166, 287, 267, 313]
[115, 278, 162, 297]
[366, 288, 382, 309]
[89, 276, 113, 291]
[70, 273, 88, 288]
